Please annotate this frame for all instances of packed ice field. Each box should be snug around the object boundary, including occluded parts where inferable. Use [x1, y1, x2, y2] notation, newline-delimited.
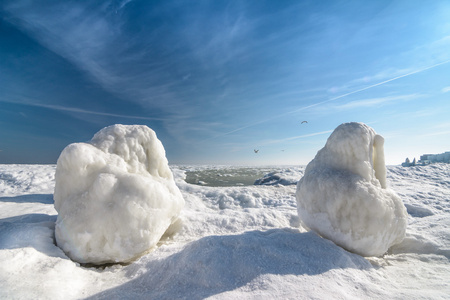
[0, 163, 449, 299]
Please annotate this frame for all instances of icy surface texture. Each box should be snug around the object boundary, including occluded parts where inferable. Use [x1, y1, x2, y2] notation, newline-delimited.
[296, 122, 407, 256]
[254, 169, 301, 186]
[54, 125, 184, 264]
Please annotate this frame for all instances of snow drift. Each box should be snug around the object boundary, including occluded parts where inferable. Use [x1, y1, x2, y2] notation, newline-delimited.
[53, 124, 184, 264]
[296, 122, 407, 257]
[1, 164, 450, 299]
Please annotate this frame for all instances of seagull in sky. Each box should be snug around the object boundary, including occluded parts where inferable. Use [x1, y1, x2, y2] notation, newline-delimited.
[301, 121, 308, 124]
[254, 149, 259, 153]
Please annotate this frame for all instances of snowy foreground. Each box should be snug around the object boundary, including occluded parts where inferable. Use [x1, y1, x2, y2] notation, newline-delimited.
[0, 164, 449, 299]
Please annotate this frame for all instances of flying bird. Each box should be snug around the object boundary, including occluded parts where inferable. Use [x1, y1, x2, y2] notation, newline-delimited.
[254, 149, 259, 153]
[301, 121, 308, 124]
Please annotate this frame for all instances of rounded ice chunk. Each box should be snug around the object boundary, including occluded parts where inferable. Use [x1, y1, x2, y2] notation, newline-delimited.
[295, 122, 407, 257]
[54, 124, 184, 264]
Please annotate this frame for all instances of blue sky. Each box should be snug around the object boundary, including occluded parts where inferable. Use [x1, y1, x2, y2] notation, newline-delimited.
[1, 0, 449, 165]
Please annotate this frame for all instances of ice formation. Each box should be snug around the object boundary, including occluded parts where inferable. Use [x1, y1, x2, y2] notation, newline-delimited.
[296, 122, 407, 257]
[254, 169, 299, 186]
[54, 125, 184, 264]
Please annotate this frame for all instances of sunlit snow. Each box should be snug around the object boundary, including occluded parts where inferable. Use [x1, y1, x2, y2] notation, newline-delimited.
[1, 162, 449, 299]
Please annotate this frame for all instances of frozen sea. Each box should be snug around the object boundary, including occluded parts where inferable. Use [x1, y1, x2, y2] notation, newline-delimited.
[0, 164, 449, 299]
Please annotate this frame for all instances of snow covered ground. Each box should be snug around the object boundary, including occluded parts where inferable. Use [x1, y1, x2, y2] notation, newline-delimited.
[0, 164, 449, 299]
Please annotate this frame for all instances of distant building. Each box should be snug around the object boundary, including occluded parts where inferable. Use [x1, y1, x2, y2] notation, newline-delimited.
[402, 158, 410, 167]
[420, 154, 432, 161]
[403, 151, 450, 166]
[402, 157, 416, 167]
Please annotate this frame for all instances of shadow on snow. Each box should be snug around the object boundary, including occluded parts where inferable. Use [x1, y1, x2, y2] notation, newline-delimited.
[0, 212, 66, 259]
[88, 228, 371, 300]
[0, 193, 54, 204]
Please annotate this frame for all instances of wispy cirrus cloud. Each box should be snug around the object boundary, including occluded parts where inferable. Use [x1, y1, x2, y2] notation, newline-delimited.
[329, 33, 450, 96]
[2, 0, 276, 143]
[260, 130, 333, 146]
[207, 58, 450, 140]
[419, 130, 450, 137]
[3, 0, 185, 111]
[442, 86, 450, 93]
[288, 59, 450, 115]
[0, 98, 167, 121]
[334, 94, 421, 110]
[328, 67, 413, 94]
[416, 122, 450, 138]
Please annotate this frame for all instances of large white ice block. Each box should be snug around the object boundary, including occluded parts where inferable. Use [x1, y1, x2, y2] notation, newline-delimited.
[54, 124, 184, 264]
[296, 122, 407, 257]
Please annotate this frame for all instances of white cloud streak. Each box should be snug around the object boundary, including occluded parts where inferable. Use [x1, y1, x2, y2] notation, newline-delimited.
[419, 130, 450, 137]
[0, 99, 167, 121]
[294, 58, 450, 113]
[209, 58, 450, 140]
[4, 1, 182, 111]
[335, 94, 421, 110]
[261, 130, 333, 146]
